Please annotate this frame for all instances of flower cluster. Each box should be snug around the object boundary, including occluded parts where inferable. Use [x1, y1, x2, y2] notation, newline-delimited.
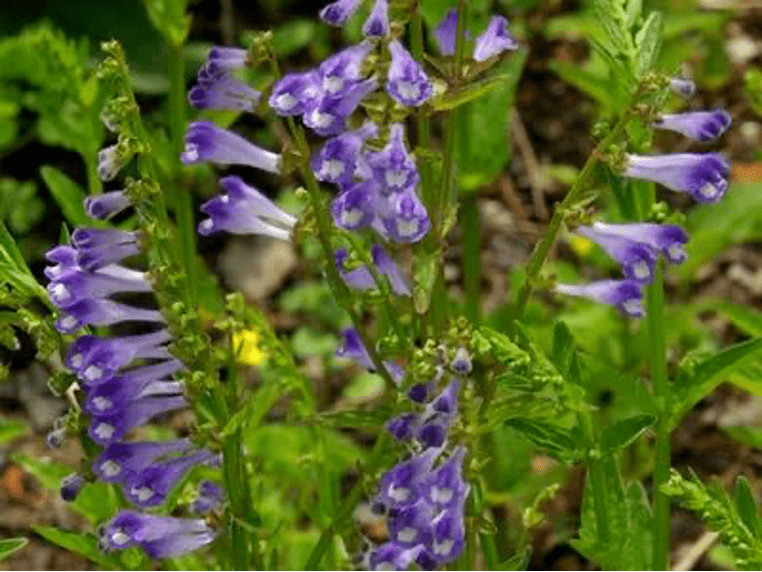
[46, 168, 219, 558]
[348, 352, 471, 570]
[555, 79, 731, 316]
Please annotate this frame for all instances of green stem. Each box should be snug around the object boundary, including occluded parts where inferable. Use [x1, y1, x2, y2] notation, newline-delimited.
[461, 193, 481, 323]
[167, 42, 198, 307]
[514, 121, 627, 318]
[648, 262, 670, 571]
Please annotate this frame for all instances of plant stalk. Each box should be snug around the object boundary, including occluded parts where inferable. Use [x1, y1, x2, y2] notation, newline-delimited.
[648, 262, 670, 571]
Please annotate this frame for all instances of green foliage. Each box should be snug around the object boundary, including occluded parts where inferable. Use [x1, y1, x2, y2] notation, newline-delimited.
[40, 166, 90, 228]
[664, 471, 762, 570]
[572, 458, 653, 570]
[141, 0, 190, 47]
[0, 538, 27, 562]
[0, 179, 44, 234]
[0, 416, 29, 443]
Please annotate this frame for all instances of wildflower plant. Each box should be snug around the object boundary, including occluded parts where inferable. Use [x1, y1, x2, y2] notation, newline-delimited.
[1, 0, 759, 570]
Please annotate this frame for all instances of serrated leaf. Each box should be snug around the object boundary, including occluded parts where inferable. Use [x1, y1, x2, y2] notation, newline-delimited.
[635, 11, 662, 76]
[33, 526, 117, 568]
[600, 414, 655, 455]
[40, 166, 89, 227]
[505, 418, 582, 462]
[671, 337, 762, 426]
[0, 537, 27, 561]
[594, 0, 631, 55]
[735, 476, 760, 539]
[141, 0, 191, 47]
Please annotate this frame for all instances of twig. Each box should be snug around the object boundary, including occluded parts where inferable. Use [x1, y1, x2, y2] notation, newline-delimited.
[673, 531, 720, 571]
[511, 108, 550, 221]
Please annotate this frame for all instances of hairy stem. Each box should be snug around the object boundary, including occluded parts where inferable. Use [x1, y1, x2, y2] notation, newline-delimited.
[514, 121, 627, 317]
[648, 263, 670, 570]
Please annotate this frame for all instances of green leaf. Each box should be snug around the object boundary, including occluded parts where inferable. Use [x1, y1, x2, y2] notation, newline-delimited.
[548, 59, 612, 108]
[635, 11, 662, 76]
[504, 418, 582, 463]
[0, 537, 27, 561]
[600, 414, 655, 456]
[33, 526, 117, 568]
[40, 166, 89, 227]
[0, 416, 28, 444]
[735, 476, 760, 539]
[671, 337, 762, 426]
[431, 72, 519, 112]
[272, 20, 317, 58]
[455, 52, 527, 192]
[141, 0, 190, 46]
[698, 300, 762, 337]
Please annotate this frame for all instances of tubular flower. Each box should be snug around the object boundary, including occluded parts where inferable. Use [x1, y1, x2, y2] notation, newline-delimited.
[669, 77, 696, 98]
[653, 109, 732, 142]
[363, 0, 390, 37]
[434, 9, 458, 56]
[473, 16, 518, 62]
[312, 123, 379, 187]
[318, 41, 374, 97]
[591, 222, 689, 265]
[100, 511, 215, 559]
[319, 0, 363, 26]
[386, 40, 432, 107]
[555, 279, 644, 318]
[334, 245, 410, 297]
[188, 73, 261, 113]
[181, 121, 281, 173]
[198, 176, 296, 240]
[623, 153, 730, 203]
[576, 225, 657, 284]
[85, 190, 131, 220]
[269, 71, 322, 117]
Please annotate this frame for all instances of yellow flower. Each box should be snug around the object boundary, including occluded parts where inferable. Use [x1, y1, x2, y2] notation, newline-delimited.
[232, 329, 265, 366]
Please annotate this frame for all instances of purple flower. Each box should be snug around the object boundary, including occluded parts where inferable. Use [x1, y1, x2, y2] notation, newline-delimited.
[89, 393, 186, 446]
[198, 176, 296, 240]
[368, 543, 423, 571]
[427, 378, 459, 416]
[377, 188, 430, 243]
[388, 499, 434, 547]
[319, 0, 362, 26]
[365, 123, 420, 195]
[576, 225, 657, 284]
[653, 109, 732, 141]
[623, 153, 730, 203]
[434, 9, 458, 56]
[192, 481, 223, 513]
[670, 77, 696, 98]
[591, 221, 689, 264]
[371, 244, 411, 296]
[311, 123, 378, 187]
[44, 245, 77, 280]
[93, 439, 192, 485]
[269, 71, 322, 116]
[100, 510, 215, 558]
[451, 347, 471, 375]
[318, 42, 373, 97]
[60, 473, 85, 502]
[473, 16, 519, 62]
[55, 299, 166, 334]
[189, 73, 261, 112]
[335, 248, 377, 293]
[423, 447, 469, 509]
[83, 361, 184, 414]
[201, 46, 248, 76]
[336, 328, 374, 370]
[386, 41, 432, 107]
[181, 121, 281, 173]
[97, 144, 125, 182]
[428, 505, 466, 564]
[363, 0, 389, 37]
[84, 191, 131, 220]
[70, 228, 140, 271]
[303, 78, 377, 136]
[125, 449, 216, 508]
[64, 329, 173, 384]
[377, 448, 440, 507]
[555, 279, 644, 318]
[47, 265, 153, 309]
[386, 413, 420, 441]
[416, 414, 451, 449]
[332, 181, 377, 231]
